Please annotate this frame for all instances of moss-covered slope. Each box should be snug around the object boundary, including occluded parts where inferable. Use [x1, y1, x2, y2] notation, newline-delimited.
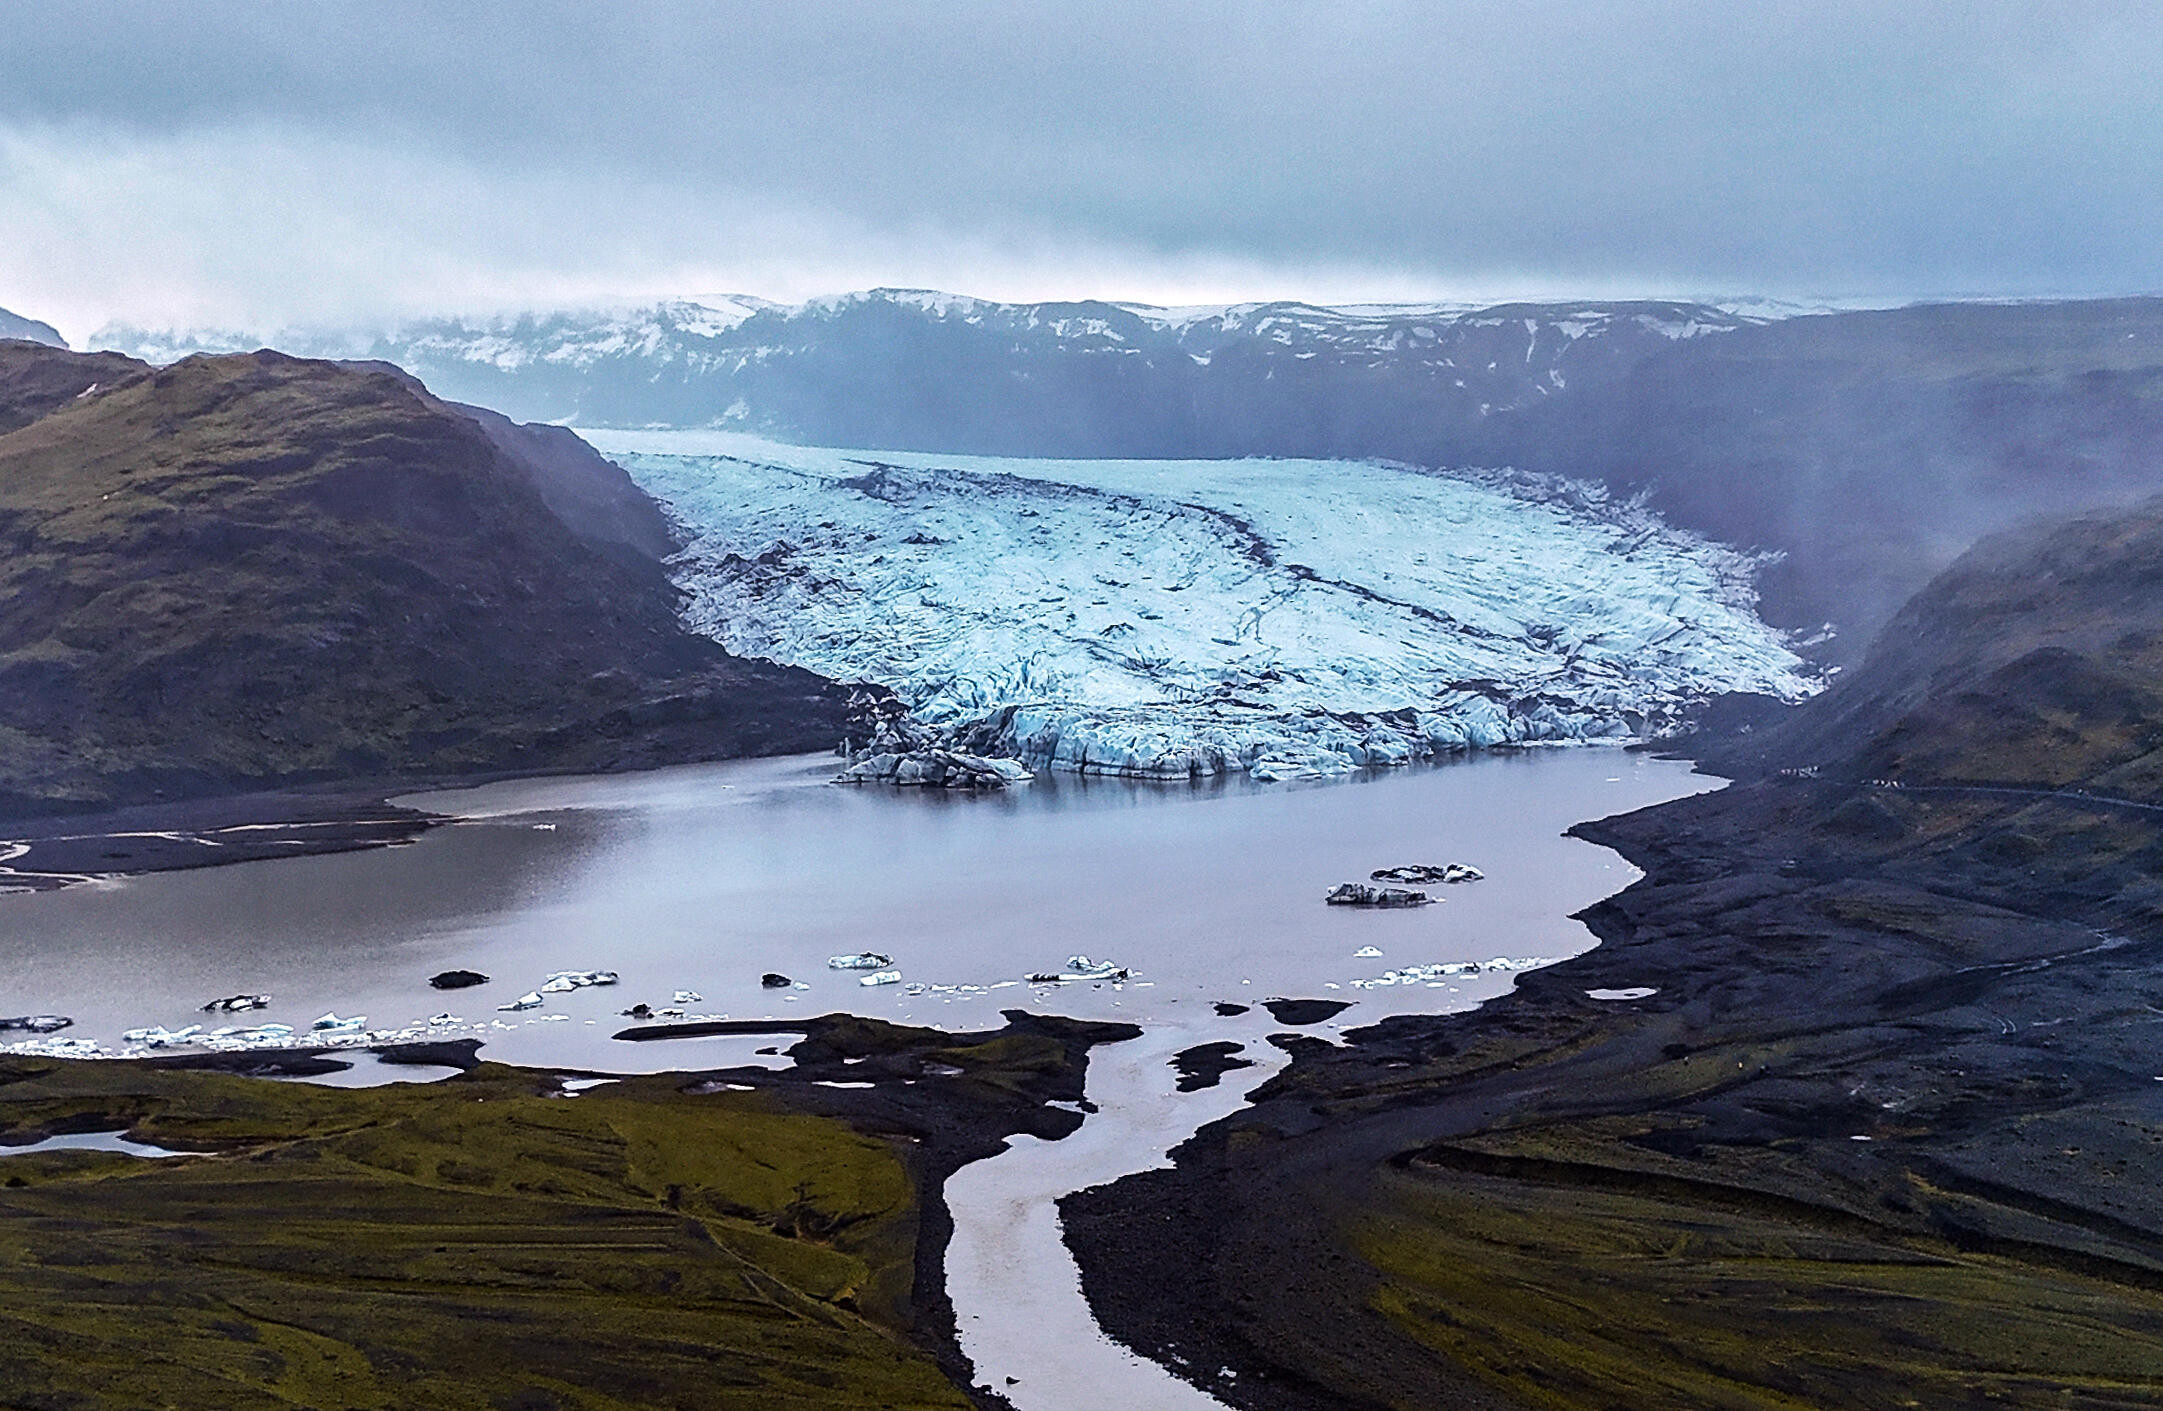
[0, 1010, 1135, 1409]
[0, 346, 854, 816]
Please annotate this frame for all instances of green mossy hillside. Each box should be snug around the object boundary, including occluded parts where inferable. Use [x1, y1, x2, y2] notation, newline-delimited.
[0, 346, 854, 817]
[0, 1058, 970, 1410]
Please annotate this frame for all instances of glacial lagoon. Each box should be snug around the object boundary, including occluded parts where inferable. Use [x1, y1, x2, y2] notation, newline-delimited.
[0, 745, 1716, 1407]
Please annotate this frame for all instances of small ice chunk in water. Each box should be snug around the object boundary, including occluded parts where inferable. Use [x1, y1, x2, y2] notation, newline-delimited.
[121, 1024, 201, 1048]
[829, 952, 894, 970]
[499, 992, 544, 1011]
[860, 969, 903, 987]
[673, 990, 703, 1003]
[540, 970, 619, 994]
[1353, 946, 1383, 958]
[311, 1013, 365, 1033]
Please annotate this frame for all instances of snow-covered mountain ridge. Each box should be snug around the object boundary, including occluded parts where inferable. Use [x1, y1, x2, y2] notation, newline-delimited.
[585, 430, 1815, 780]
[94, 289, 1766, 442]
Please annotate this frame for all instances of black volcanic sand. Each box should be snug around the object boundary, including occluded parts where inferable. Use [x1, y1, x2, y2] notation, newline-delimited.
[1171, 1042, 1255, 1094]
[1259, 998, 1352, 1026]
[1063, 778, 2163, 1411]
[0, 790, 443, 892]
[0, 1010, 1134, 1410]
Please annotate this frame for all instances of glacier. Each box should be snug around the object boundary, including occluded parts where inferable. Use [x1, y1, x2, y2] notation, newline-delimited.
[583, 430, 1816, 780]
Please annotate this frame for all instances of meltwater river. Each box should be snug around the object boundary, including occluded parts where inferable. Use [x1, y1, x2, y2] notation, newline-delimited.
[0, 746, 1715, 1407]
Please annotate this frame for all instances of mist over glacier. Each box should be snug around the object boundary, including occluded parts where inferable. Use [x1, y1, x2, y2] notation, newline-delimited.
[586, 431, 1814, 779]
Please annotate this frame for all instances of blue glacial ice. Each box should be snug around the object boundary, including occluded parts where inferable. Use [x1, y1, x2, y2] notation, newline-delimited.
[585, 431, 1816, 780]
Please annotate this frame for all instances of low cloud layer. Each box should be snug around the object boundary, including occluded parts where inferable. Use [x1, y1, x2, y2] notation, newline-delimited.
[5, 1, 2160, 339]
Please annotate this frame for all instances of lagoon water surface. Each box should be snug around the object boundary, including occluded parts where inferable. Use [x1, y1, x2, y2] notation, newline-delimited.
[1, 748, 1712, 1066]
[0, 745, 1715, 1408]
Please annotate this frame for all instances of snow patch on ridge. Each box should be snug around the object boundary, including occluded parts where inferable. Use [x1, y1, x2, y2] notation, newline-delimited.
[588, 431, 1813, 780]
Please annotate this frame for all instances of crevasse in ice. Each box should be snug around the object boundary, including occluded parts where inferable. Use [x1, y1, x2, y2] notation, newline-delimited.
[587, 431, 1816, 779]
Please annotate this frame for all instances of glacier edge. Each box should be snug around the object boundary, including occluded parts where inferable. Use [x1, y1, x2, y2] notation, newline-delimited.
[584, 431, 1818, 781]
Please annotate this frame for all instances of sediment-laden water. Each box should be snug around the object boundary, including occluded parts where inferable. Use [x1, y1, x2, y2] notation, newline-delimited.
[0, 747, 1714, 1402]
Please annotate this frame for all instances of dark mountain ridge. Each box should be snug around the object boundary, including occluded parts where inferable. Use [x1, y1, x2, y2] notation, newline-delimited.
[0, 309, 66, 349]
[0, 342, 853, 818]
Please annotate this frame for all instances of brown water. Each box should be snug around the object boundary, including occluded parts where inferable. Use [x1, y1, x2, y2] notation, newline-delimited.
[0, 747, 1712, 1069]
[0, 745, 1716, 1407]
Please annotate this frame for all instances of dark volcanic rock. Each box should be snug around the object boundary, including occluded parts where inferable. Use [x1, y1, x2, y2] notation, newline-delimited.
[428, 970, 490, 991]
[1170, 1042, 1254, 1093]
[0, 344, 862, 819]
[1710, 493, 2163, 797]
[0, 792, 440, 890]
[1258, 999, 1351, 1026]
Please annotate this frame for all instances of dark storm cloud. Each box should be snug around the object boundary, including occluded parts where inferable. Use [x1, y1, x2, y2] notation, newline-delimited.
[3, 0, 2160, 332]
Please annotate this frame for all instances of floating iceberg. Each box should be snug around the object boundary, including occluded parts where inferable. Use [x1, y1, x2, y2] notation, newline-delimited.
[1029, 955, 1128, 983]
[539, 970, 618, 994]
[1370, 863, 1483, 884]
[122, 1024, 202, 1048]
[0, 1015, 73, 1034]
[1349, 956, 1564, 990]
[1325, 883, 1432, 908]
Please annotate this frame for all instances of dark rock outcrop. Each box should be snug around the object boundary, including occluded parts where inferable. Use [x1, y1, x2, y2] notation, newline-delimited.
[1171, 1041, 1255, 1093]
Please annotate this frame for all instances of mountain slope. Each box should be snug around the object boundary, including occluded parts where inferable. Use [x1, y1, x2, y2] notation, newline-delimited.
[0, 343, 149, 435]
[0, 345, 853, 816]
[1565, 298, 2163, 653]
[0, 307, 66, 349]
[95, 291, 1750, 454]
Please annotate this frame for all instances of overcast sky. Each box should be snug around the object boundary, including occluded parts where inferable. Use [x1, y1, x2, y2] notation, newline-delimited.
[4, 0, 2160, 340]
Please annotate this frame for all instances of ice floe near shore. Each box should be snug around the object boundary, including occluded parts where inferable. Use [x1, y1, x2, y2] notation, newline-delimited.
[587, 431, 1816, 779]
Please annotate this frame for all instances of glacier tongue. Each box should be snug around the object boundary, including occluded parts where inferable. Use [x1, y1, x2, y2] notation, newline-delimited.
[585, 430, 1816, 779]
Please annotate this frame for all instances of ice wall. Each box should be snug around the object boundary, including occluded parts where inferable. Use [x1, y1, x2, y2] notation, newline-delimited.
[587, 431, 1814, 779]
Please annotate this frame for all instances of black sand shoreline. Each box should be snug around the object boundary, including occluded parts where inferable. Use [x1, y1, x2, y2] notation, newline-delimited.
[1059, 771, 2163, 1410]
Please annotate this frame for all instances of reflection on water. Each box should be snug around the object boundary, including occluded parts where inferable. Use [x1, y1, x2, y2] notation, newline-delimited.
[0, 1130, 191, 1159]
[0, 748, 1716, 1070]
